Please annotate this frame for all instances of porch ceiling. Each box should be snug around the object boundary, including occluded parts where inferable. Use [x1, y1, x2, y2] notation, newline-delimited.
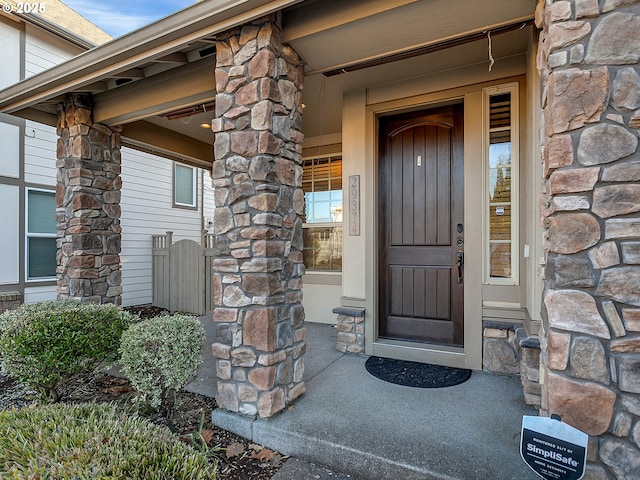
[0, 0, 535, 166]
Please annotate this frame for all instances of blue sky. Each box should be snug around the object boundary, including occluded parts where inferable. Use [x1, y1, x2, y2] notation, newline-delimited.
[63, 0, 195, 37]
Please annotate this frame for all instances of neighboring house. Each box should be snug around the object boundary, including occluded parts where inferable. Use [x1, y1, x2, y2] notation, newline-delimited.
[0, 1, 639, 477]
[0, 0, 214, 310]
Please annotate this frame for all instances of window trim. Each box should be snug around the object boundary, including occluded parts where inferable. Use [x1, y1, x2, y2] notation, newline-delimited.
[25, 187, 57, 282]
[482, 83, 519, 286]
[173, 162, 197, 209]
[302, 153, 343, 273]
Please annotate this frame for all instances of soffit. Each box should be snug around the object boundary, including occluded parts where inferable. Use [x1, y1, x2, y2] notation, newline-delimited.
[289, 0, 535, 138]
[0, 0, 536, 165]
[284, 0, 536, 74]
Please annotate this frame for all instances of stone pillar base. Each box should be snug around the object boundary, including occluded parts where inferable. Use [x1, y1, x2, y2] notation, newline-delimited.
[332, 307, 365, 353]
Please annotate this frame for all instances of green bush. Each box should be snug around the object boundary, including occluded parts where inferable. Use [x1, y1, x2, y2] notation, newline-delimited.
[0, 300, 134, 401]
[0, 403, 216, 479]
[119, 314, 205, 409]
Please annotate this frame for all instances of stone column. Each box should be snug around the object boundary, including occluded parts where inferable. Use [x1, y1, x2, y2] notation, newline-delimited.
[538, 1, 640, 477]
[56, 93, 123, 305]
[210, 13, 306, 418]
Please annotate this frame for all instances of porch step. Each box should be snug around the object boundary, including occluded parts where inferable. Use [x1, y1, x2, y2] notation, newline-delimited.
[214, 409, 450, 480]
[212, 334, 539, 480]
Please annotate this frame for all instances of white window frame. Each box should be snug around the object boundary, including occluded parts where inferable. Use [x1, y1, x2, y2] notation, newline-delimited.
[482, 83, 520, 285]
[174, 163, 197, 208]
[25, 187, 57, 282]
[302, 153, 343, 272]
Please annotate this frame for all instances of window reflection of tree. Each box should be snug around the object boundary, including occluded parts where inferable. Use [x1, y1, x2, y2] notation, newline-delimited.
[301, 155, 343, 271]
[304, 226, 342, 271]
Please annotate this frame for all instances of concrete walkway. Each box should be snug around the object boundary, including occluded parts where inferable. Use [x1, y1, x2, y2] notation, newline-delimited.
[197, 319, 539, 479]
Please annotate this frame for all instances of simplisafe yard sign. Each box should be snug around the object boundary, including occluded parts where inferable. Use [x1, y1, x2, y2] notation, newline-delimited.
[521, 416, 588, 480]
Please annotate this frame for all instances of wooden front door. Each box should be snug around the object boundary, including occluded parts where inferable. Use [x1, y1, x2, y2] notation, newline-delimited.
[378, 104, 464, 346]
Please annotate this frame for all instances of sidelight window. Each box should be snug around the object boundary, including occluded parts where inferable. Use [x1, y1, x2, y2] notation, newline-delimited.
[302, 155, 343, 271]
[483, 83, 519, 284]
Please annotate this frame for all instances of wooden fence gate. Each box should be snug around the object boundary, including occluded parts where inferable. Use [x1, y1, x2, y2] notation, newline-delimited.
[152, 231, 215, 315]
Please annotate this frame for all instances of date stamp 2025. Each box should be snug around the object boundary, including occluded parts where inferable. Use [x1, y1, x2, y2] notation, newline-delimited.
[2, 3, 47, 14]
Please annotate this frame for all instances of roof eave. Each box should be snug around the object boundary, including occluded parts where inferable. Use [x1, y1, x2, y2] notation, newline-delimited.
[0, 0, 304, 117]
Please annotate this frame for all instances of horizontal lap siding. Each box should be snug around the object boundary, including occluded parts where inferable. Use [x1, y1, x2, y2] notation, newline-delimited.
[25, 25, 81, 77]
[120, 147, 204, 307]
[24, 285, 57, 304]
[24, 121, 57, 186]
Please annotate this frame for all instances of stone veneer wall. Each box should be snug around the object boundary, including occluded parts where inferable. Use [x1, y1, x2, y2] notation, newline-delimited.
[210, 14, 307, 418]
[538, 1, 640, 477]
[56, 93, 123, 305]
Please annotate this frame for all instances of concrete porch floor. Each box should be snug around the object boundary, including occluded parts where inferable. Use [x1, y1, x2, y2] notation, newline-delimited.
[191, 319, 539, 480]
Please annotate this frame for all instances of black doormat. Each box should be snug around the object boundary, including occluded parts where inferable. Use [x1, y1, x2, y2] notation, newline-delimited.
[365, 356, 472, 388]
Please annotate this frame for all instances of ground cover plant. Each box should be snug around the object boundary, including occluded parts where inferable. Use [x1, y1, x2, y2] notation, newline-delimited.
[0, 403, 216, 479]
[0, 300, 134, 401]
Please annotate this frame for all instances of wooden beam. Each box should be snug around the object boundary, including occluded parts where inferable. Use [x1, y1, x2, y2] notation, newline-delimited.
[121, 120, 213, 169]
[92, 57, 215, 125]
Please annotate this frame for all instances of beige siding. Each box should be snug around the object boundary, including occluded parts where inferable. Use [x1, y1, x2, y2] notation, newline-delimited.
[120, 147, 204, 307]
[25, 24, 81, 77]
[24, 285, 57, 304]
[24, 121, 58, 186]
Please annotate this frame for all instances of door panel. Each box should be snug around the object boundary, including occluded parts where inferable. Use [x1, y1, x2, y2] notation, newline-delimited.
[379, 104, 464, 346]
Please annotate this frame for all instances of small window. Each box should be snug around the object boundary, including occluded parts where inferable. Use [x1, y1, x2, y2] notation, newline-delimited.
[26, 189, 57, 280]
[302, 155, 343, 271]
[174, 163, 196, 208]
[483, 84, 519, 284]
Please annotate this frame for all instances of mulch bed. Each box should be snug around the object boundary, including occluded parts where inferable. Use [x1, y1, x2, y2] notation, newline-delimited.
[0, 304, 287, 480]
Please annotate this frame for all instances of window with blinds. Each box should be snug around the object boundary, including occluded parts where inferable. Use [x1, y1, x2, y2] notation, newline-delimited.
[484, 84, 519, 284]
[302, 155, 343, 271]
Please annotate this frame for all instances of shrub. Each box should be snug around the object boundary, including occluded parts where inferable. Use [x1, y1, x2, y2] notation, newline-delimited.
[119, 314, 205, 409]
[0, 300, 134, 401]
[0, 403, 216, 479]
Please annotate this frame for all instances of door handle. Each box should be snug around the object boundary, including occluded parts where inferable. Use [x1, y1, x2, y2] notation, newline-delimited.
[456, 252, 464, 284]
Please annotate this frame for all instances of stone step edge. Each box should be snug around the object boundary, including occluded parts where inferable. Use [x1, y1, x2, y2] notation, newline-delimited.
[332, 306, 365, 317]
[482, 319, 540, 349]
[212, 409, 458, 480]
